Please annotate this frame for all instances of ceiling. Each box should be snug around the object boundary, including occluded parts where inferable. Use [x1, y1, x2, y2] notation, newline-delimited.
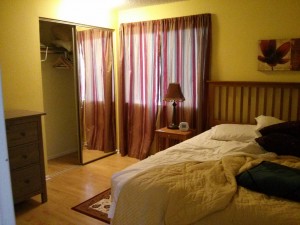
[115, 0, 188, 9]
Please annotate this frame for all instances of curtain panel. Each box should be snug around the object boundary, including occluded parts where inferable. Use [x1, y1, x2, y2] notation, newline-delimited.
[118, 21, 161, 159]
[118, 14, 211, 159]
[77, 29, 116, 152]
[160, 14, 212, 132]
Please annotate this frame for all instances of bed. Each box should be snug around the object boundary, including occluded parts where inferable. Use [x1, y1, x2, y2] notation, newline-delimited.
[109, 81, 300, 225]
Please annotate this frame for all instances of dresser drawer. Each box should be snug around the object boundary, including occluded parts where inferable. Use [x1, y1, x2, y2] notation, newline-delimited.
[8, 143, 40, 170]
[11, 164, 42, 202]
[6, 122, 38, 147]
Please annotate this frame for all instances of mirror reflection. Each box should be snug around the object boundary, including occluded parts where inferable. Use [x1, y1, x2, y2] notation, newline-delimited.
[76, 26, 116, 164]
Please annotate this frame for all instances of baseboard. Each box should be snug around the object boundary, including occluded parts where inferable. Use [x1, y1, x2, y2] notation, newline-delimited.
[47, 149, 77, 160]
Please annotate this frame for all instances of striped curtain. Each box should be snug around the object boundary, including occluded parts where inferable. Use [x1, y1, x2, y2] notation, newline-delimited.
[160, 14, 211, 133]
[118, 21, 161, 159]
[118, 14, 211, 159]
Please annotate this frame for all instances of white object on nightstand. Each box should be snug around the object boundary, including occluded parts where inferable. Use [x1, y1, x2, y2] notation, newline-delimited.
[179, 122, 189, 131]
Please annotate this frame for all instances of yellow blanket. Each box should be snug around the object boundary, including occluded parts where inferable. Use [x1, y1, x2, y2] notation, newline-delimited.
[112, 154, 300, 225]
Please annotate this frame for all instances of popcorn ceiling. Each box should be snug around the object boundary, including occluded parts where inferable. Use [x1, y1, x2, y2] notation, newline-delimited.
[117, 0, 187, 9]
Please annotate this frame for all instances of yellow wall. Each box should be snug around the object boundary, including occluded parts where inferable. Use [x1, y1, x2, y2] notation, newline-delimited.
[3, 0, 297, 111]
[1, 0, 300, 112]
[1, 0, 300, 158]
[0, 0, 116, 111]
[117, 0, 300, 82]
[0, 0, 116, 166]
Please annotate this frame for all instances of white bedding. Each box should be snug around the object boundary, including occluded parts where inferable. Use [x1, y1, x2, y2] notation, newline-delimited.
[109, 126, 268, 219]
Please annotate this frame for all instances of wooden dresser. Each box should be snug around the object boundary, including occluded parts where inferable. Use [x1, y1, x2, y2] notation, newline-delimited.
[5, 110, 47, 204]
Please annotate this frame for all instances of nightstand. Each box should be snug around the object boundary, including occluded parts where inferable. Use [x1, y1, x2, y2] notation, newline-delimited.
[155, 127, 194, 152]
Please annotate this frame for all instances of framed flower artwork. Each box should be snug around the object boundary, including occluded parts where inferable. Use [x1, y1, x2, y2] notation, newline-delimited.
[258, 38, 300, 71]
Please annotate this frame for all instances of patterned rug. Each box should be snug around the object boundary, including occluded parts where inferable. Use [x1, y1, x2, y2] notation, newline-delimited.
[72, 188, 111, 224]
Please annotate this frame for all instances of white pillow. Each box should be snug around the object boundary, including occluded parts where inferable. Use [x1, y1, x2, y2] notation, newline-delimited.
[255, 115, 285, 131]
[211, 124, 258, 142]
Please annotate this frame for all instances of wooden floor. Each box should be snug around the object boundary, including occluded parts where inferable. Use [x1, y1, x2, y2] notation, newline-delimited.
[14, 153, 139, 225]
[46, 152, 79, 177]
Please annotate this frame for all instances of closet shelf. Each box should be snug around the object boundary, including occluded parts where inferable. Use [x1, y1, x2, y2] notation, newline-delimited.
[40, 46, 68, 54]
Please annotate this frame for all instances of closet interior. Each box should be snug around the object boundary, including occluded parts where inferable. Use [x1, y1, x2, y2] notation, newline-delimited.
[39, 19, 114, 171]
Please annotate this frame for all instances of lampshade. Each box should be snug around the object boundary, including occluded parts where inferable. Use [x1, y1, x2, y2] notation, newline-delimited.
[164, 83, 185, 102]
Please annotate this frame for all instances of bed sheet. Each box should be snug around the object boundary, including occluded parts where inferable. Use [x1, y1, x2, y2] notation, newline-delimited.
[109, 129, 267, 219]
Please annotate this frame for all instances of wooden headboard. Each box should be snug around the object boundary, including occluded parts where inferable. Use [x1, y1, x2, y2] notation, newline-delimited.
[207, 81, 300, 128]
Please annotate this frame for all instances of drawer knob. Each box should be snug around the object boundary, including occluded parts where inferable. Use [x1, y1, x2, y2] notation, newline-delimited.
[22, 155, 28, 159]
[24, 179, 30, 184]
[20, 132, 26, 137]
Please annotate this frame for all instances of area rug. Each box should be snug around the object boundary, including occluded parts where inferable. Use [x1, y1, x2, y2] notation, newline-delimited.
[72, 188, 111, 224]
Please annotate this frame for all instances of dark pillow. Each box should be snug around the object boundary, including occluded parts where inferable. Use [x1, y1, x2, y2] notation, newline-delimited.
[236, 161, 300, 202]
[259, 121, 300, 138]
[255, 133, 300, 157]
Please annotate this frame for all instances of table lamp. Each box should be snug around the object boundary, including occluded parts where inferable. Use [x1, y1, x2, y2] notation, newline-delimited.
[163, 83, 185, 129]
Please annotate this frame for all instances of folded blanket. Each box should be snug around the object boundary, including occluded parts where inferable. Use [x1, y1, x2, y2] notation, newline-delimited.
[236, 161, 300, 202]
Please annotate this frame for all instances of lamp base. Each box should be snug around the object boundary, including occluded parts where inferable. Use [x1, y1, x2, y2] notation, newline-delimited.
[167, 123, 178, 129]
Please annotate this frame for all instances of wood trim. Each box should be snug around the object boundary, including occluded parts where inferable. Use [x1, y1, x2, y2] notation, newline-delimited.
[39, 17, 114, 31]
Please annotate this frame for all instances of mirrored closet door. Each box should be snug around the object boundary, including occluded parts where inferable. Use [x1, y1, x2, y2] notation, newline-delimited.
[75, 25, 116, 164]
[39, 18, 115, 166]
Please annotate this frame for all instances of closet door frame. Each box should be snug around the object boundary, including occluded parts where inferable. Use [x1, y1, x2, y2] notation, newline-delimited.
[39, 17, 115, 165]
